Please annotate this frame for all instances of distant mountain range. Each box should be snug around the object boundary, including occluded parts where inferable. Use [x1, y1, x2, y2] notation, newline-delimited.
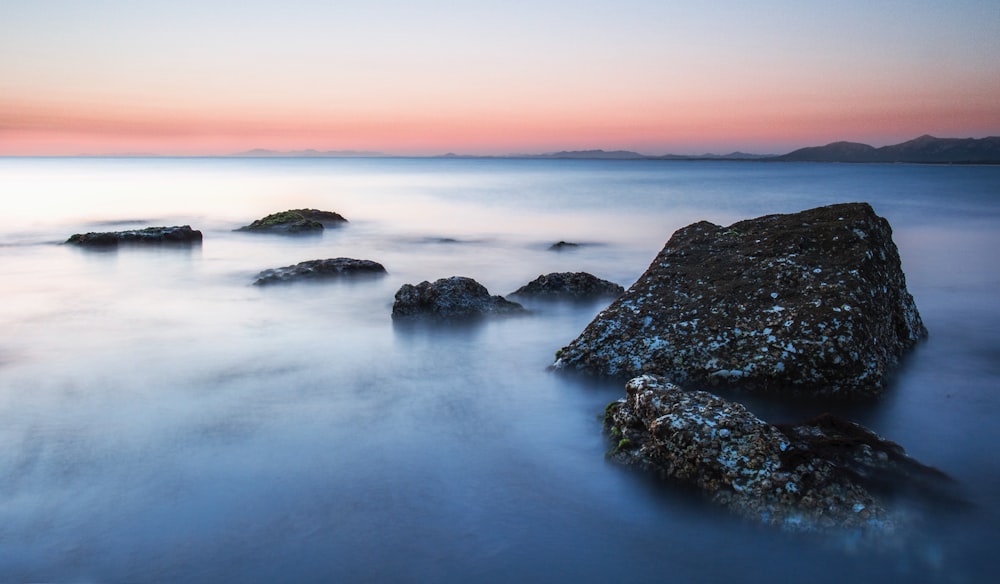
[234, 148, 387, 158]
[772, 135, 1000, 164]
[230, 135, 1000, 163]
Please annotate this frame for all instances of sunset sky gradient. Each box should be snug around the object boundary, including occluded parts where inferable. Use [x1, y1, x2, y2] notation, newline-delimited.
[2, 0, 999, 156]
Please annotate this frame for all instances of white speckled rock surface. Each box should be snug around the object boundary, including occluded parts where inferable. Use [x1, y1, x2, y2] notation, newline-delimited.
[554, 203, 927, 396]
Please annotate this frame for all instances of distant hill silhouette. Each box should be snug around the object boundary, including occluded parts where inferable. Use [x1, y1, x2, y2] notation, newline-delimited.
[773, 135, 1000, 164]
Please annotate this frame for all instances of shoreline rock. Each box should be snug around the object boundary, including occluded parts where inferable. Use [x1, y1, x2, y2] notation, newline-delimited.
[235, 209, 348, 234]
[392, 276, 525, 320]
[605, 375, 955, 542]
[253, 258, 386, 286]
[553, 202, 927, 397]
[509, 272, 624, 301]
[65, 225, 203, 247]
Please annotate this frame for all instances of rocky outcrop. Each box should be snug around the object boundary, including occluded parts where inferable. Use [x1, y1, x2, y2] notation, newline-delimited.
[66, 225, 203, 247]
[235, 209, 347, 234]
[605, 375, 953, 540]
[553, 203, 926, 396]
[509, 272, 624, 301]
[253, 258, 386, 286]
[392, 276, 525, 320]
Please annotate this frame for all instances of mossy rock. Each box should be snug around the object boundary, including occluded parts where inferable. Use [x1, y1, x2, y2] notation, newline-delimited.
[236, 209, 347, 234]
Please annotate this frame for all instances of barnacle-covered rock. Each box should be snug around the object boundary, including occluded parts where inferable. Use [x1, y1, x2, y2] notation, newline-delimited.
[392, 276, 525, 320]
[66, 225, 203, 247]
[253, 258, 386, 286]
[508, 272, 624, 301]
[605, 375, 953, 539]
[554, 202, 926, 396]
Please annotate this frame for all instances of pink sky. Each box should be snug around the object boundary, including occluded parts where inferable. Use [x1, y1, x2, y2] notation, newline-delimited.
[2, 1, 998, 156]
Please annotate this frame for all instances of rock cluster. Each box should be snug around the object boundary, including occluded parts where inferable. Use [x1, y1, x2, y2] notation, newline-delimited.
[253, 258, 386, 286]
[65, 225, 203, 247]
[605, 375, 952, 539]
[236, 209, 347, 234]
[554, 203, 926, 396]
[509, 272, 624, 301]
[392, 276, 525, 320]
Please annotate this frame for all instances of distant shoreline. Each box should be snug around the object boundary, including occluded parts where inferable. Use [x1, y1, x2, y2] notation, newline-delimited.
[3, 135, 999, 164]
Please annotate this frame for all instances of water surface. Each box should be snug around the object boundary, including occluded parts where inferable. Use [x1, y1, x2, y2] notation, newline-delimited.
[1, 158, 998, 582]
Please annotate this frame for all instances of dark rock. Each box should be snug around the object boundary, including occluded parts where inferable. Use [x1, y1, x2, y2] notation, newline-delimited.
[553, 203, 926, 396]
[392, 276, 525, 320]
[549, 241, 580, 250]
[605, 375, 955, 540]
[253, 258, 386, 286]
[66, 225, 203, 247]
[509, 272, 624, 301]
[235, 209, 347, 234]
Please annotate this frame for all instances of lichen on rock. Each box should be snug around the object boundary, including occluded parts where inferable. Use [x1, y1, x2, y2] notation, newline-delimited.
[554, 202, 927, 396]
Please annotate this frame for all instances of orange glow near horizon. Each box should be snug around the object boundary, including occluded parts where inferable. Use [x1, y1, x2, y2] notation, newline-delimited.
[2, 1, 998, 157]
[3, 92, 998, 157]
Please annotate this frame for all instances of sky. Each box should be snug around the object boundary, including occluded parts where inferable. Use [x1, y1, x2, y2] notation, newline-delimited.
[1, 0, 999, 156]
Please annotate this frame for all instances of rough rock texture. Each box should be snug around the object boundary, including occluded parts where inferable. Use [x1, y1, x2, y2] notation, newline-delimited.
[253, 258, 386, 286]
[392, 276, 525, 320]
[236, 209, 347, 234]
[605, 375, 952, 539]
[508, 272, 624, 301]
[553, 203, 926, 396]
[66, 225, 203, 247]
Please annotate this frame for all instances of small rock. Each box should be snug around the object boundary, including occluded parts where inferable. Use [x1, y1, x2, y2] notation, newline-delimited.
[508, 272, 624, 301]
[549, 241, 580, 251]
[66, 225, 203, 247]
[392, 276, 525, 320]
[253, 258, 386, 286]
[236, 209, 347, 234]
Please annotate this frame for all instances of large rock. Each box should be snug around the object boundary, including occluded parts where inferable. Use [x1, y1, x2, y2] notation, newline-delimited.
[553, 203, 926, 396]
[509, 272, 624, 301]
[392, 276, 525, 320]
[253, 258, 386, 286]
[236, 209, 347, 234]
[66, 225, 203, 247]
[605, 375, 954, 539]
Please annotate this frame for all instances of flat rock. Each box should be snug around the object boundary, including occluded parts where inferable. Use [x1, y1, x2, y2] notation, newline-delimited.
[392, 276, 525, 320]
[66, 225, 203, 247]
[236, 209, 347, 234]
[508, 272, 624, 301]
[553, 202, 926, 396]
[605, 375, 954, 541]
[253, 258, 386, 286]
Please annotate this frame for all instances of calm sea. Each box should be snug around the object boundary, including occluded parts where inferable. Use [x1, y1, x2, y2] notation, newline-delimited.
[1, 157, 998, 582]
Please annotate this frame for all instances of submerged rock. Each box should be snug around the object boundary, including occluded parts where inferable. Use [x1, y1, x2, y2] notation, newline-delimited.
[66, 225, 203, 247]
[553, 202, 926, 396]
[253, 258, 386, 286]
[236, 209, 347, 234]
[605, 375, 954, 540]
[549, 241, 580, 251]
[508, 272, 624, 301]
[392, 276, 525, 320]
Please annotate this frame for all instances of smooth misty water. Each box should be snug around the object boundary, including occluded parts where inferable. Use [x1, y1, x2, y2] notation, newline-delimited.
[1, 158, 998, 582]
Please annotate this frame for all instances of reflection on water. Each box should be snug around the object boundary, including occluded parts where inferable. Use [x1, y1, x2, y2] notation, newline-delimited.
[1, 158, 999, 582]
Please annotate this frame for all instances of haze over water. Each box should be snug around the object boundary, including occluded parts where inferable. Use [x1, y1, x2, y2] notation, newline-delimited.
[1, 157, 999, 582]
